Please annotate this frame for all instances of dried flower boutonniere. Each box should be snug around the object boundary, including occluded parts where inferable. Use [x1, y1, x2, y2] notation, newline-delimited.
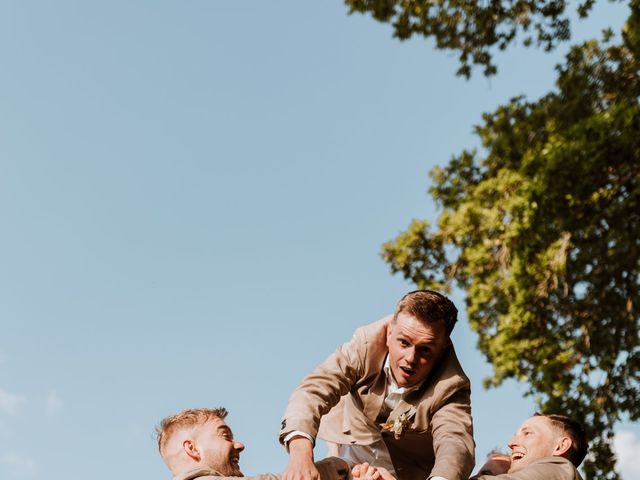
[380, 409, 414, 439]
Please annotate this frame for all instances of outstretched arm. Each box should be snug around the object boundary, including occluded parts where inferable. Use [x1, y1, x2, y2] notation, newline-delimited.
[282, 437, 320, 480]
[430, 382, 475, 479]
[279, 321, 386, 480]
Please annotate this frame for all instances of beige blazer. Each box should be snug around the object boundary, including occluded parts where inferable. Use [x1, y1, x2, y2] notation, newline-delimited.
[471, 456, 583, 480]
[173, 457, 350, 480]
[279, 318, 474, 480]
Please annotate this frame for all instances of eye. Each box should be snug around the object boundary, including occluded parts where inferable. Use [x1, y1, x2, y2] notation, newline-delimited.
[399, 339, 410, 347]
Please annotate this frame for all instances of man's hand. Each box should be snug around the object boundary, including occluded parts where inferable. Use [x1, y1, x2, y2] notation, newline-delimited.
[282, 437, 320, 480]
[470, 453, 511, 478]
[352, 463, 395, 480]
[352, 462, 379, 480]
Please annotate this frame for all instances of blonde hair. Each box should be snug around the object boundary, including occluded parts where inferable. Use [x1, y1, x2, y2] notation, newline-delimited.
[156, 407, 228, 455]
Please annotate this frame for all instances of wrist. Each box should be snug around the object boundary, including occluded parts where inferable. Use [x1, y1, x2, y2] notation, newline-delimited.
[288, 436, 314, 459]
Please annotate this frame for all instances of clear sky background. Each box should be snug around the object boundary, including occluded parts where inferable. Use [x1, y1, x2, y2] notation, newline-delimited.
[1, 1, 638, 479]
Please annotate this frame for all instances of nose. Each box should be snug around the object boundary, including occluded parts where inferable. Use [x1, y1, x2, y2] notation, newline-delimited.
[507, 434, 518, 450]
[234, 441, 245, 452]
[405, 347, 416, 364]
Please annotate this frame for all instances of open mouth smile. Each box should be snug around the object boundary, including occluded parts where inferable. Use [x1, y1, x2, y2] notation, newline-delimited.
[400, 366, 416, 376]
[511, 451, 525, 461]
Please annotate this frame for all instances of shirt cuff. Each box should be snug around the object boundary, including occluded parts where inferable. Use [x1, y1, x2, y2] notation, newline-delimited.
[283, 431, 315, 452]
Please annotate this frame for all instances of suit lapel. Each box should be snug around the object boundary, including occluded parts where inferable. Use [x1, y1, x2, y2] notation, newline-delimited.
[362, 367, 387, 423]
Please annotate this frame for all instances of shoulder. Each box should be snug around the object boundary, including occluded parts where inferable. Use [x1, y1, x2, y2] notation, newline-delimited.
[444, 343, 471, 386]
[352, 316, 391, 342]
[512, 457, 579, 479]
[348, 316, 392, 365]
[429, 344, 471, 395]
[529, 456, 579, 473]
[186, 474, 279, 480]
[442, 343, 469, 378]
[174, 467, 280, 480]
[472, 456, 579, 480]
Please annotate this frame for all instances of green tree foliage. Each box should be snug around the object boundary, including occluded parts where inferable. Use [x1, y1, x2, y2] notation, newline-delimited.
[382, 3, 640, 478]
[344, 0, 623, 77]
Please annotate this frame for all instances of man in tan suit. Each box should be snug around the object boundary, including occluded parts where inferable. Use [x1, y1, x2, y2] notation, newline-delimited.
[470, 413, 587, 480]
[279, 290, 474, 480]
[157, 407, 350, 480]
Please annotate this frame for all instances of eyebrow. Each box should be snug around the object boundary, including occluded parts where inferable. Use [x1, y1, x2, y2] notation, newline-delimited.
[397, 333, 436, 345]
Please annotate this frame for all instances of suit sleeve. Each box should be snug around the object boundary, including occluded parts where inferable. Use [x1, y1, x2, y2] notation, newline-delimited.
[428, 379, 475, 480]
[278, 328, 365, 443]
[470, 457, 579, 480]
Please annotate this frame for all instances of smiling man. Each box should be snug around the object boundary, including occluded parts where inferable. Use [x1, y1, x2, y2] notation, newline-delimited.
[470, 414, 588, 480]
[157, 408, 350, 480]
[279, 290, 474, 480]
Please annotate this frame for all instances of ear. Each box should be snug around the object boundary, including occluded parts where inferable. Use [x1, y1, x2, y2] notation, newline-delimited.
[553, 436, 572, 457]
[386, 322, 393, 346]
[183, 439, 201, 461]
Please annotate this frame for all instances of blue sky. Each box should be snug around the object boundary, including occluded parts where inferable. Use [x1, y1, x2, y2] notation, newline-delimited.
[0, 1, 638, 479]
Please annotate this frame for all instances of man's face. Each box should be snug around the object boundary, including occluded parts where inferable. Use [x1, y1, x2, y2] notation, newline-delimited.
[508, 416, 562, 472]
[194, 418, 245, 476]
[386, 312, 448, 388]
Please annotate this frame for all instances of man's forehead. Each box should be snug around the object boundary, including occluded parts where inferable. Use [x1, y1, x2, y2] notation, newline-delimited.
[519, 416, 553, 432]
[205, 417, 231, 431]
[392, 312, 447, 338]
[185, 417, 230, 438]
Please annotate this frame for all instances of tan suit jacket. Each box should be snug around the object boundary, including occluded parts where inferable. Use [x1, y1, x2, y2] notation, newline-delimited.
[173, 457, 350, 480]
[471, 457, 582, 480]
[279, 318, 474, 480]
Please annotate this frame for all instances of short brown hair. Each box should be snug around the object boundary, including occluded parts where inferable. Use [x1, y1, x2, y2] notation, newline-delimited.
[156, 407, 228, 455]
[393, 290, 458, 335]
[535, 413, 588, 467]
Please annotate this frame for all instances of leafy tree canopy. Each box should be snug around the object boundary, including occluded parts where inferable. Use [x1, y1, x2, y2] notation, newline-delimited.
[345, 0, 624, 77]
[382, 2, 640, 478]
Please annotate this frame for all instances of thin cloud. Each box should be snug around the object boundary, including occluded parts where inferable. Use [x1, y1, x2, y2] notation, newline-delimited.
[0, 451, 37, 478]
[45, 391, 62, 417]
[614, 429, 640, 478]
[0, 389, 23, 416]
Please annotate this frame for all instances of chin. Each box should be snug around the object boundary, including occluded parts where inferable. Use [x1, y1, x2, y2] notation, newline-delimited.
[221, 466, 243, 477]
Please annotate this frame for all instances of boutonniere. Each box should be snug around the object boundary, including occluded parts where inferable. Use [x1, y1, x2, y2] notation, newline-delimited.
[380, 409, 414, 439]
